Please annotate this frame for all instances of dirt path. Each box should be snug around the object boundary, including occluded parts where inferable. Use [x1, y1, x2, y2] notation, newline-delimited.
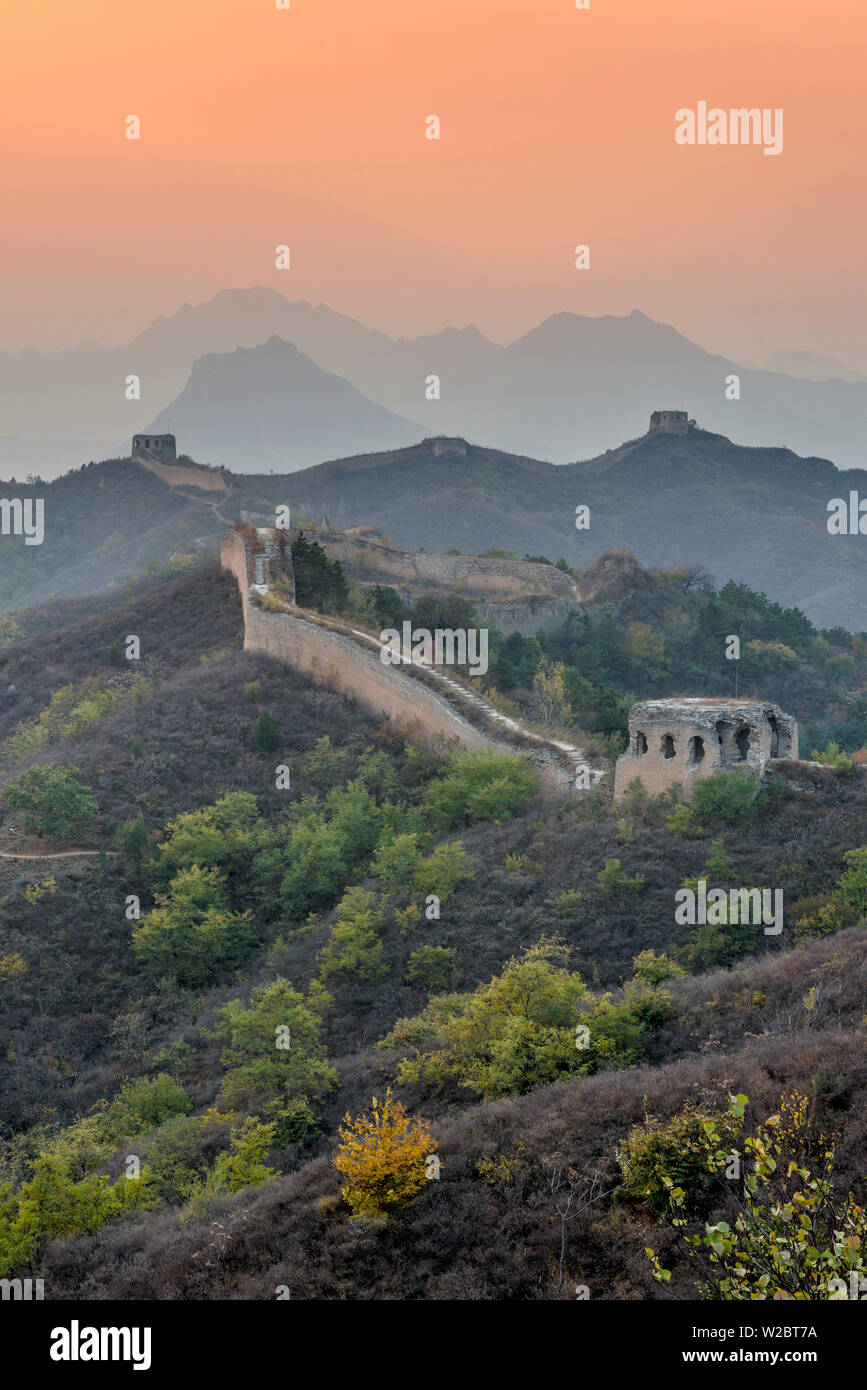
[0, 845, 114, 860]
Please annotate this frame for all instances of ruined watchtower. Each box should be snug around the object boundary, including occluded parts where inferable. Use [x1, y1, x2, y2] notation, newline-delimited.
[648, 410, 689, 436]
[613, 697, 798, 801]
[132, 434, 177, 464]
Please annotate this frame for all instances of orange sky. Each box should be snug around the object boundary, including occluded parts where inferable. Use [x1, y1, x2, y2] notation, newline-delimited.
[2, 0, 865, 366]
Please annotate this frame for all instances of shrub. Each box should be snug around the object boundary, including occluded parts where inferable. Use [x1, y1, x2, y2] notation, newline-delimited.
[691, 769, 761, 826]
[412, 840, 475, 903]
[596, 858, 644, 900]
[555, 889, 583, 919]
[647, 1092, 867, 1299]
[810, 740, 854, 776]
[131, 865, 256, 986]
[791, 894, 861, 943]
[317, 888, 388, 984]
[333, 1090, 437, 1219]
[254, 711, 281, 751]
[619, 1100, 742, 1216]
[579, 983, 674, 1071]
[2, 765, 97, 841]
[422, 749, 539, 829]
[406, 945, 459, 995]
[666, 804, 694, 837]
[632, 950, 686, 985]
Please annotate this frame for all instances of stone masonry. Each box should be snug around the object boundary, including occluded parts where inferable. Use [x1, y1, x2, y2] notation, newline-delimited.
[648, 410, 689, 435]
[613, 697, 798, 800]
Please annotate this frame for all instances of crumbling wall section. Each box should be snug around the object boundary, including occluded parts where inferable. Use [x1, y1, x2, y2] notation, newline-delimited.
[614, 697, 798, 800]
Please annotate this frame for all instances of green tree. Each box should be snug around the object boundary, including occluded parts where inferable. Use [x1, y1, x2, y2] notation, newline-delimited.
[380, 937, 588, 1099]
[406, 945, 459, 995]
[152, 792, 266, 899]
[412, 840, 476, 902]
[292, 533, 349, 612]
[370, 832, 425, 891]
[115, 816, 149, 863]
[422, 749, 539, 829]
[182, 1118, 278, 1217]
[317, 887, 388, 984]
[835, 847, 867, 915]
[255, 711, 281, 751]
[131, 865, 256, 986]
[0, 1155, 154, 1278]
[214, 977, 337, 1140]
[2, 765, 97, 840]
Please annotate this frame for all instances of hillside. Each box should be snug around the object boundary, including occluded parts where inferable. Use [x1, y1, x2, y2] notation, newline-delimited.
[251, 427, 867, 630]
[0, 459, 228, 613]
[0, 564, 866, 1301]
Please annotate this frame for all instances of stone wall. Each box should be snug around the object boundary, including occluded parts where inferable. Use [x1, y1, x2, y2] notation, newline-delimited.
[221, 530, 488, 750]
[306, 528, 577, 603]
[614, 697, 798, 800]
[135, 455, 229, 494]
[473, 597, 574, 636]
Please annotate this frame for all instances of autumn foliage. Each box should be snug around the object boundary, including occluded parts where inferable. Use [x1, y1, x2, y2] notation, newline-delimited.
[333, 1090, 438, 1218]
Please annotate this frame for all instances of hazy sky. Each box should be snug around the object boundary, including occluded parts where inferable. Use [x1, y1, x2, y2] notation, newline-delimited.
[3, 0, 865, 367]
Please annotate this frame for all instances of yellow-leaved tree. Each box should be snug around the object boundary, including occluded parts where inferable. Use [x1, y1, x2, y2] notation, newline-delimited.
[333, 1090, 438, 1218]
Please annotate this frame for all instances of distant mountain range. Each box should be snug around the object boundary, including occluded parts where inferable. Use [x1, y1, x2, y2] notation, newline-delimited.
[145, 338, 423, 473]
[4, 287, 867, 478]
[4, 425, 866, 631]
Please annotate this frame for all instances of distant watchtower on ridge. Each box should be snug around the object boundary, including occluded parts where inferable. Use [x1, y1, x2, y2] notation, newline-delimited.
[132, 433, 177, 464]
[648, 410, 689, 436]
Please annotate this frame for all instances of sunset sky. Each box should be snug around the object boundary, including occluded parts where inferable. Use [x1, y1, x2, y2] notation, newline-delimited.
[3, 0, 865, 367]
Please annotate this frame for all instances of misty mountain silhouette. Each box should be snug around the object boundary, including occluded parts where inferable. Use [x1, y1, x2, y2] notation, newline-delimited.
[4, 288, 867, 478]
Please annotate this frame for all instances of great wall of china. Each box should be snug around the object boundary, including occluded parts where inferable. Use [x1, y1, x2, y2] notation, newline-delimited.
[220, 526, 604, 794]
